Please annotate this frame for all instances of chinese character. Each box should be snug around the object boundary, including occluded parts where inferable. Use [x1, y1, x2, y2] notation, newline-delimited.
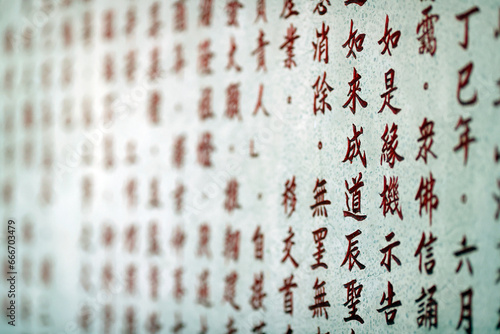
[199, 0, 213, 26]
[416, 118, 437, 163]
[173, 267, 184, 302]
[456, 7, 480, 50]
[380, 176, 403, 219]
[309, 278, 330, 319]
[343, 68, 368, 114]
[198, 40, 214, 75]
[379, 69, 401, 114]
[226, 0, 243, 27]
[380, 232, 401, 272]
[312, 71, 333, 115]
[414, 232, 437, 274]
[279, 274, 298, 315]
[223, 226, 240, 261]
[223, 271, 240, 310]
[253, 84, 269, 116]
[344, 173, 367, 221]
[343, 124, 367, 167]
[457, 62, 478, 106]
[378, 15, 400, 56]
[280, 0, 299, 19]
[454, 235, 477, 275]
[226, 83, 241, 120]
[226, 37, 242, 72]
[282, 176, 297, 217]
[312, 22, 329, 63]
[196, 269, 211, 307]
[224, 179, 241, 213]
[343, 279, 364, 323]
[197, 132, 214, 167]
[252, 226, 264, 260]
[311, 227, 328, 270]
[453, 116, 476, 165]
[415, 285, 438, 329]
[377, 281, 402, 325]
[381, 123, 404, 168]
[341, 229, 365, 271]
[252, 30, 270, 72]
[343, 19, 365, 59]
[310, 178, 331, 217]
[250, 272, 266, 310]
[173, 0, 187, 32]
[417, 6, 439, 56]
[282, 227, 299, 268]
[172, 135, 186, 169]
[415, 173, 438, 225]
[255, 0, 267, 22]
[456, 288, 473, 333]
[312, 0, 330, 15]
[197, 224, 211, 258]
[280, 24, 300, 69]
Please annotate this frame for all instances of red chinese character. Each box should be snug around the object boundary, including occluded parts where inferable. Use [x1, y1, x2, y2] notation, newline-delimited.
[172, 135, 186, 169]
[454, 235, 477, 275]
[226, 37, 242, 72]
[377, 281, 402, 325]
[150, 265, 159, 300]
[381, 123, 404, 168]
[199, 0, 213, 26]
[416, 118, 437, 163]
[380, 176, 403, 219]
[197, 132, 214, 167]
[255, 0, 267, 22]
[197, 269, 211, 307]
[456, 7, 480, 50]
[456, 288, 473, 333]
[343, 124, 367, 167]
[309, 278, 330, 319]
[380, 232, 401, 272]
[310, 178, 331, 217]
[224, 179, 241, 213]
[149, 47, 160, 81]
[125, 50, 136, 82]
[223, 271, 240, 310]
[415, 173, 438, 225]
[282, 227, 299, 268]
[173, 0, 187, 32]
[149, 178, 160, 208]
[312, 22, 329, 63]
[225, 317, 237, 334]
[343, 279, 364, 323]
[311, 227, 328, 270]
[343, 19, 365, 59]
[173, 183, 184, 214]
[173, 43, 185, 75]
[226, 1, 243, 26]
[253, 84, 269, 116]
[198, 87, 214, 120]
[197, 224, 211, 258]
[223, 226, 240, 261]
[280, 0, 299, 19]
[414, 232, 438, 275]
[198, 40, 214, 75]
[415, 285, 438, 329]
[282, 176, 297, 217]
[343, 68, 368, 114]
[313, 0, 330, 15]
[453, 116, 476, 165]
[312, 71, 333, 115]
[379, 69, 400, 114]
[252, 226, 264, 260]
[148, 221, 161, 254]
[341, 229, 365, 271]
[457, 62, 478, 106]
[125, 7, 136, 36]
[344, 173, 367, 221]
[250, 272, 267, 310]
[171, 225, 185, 253]
[148, 3, 161, 37]
[146, 312, 161, 334]
[417, 6, 439, 56]
[279, 274, 298, 315]
[378, 15, 400, 56]
[226, 83, 241, 120]
[252, 30, 270, 72]
[280, 24, 300, 69]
